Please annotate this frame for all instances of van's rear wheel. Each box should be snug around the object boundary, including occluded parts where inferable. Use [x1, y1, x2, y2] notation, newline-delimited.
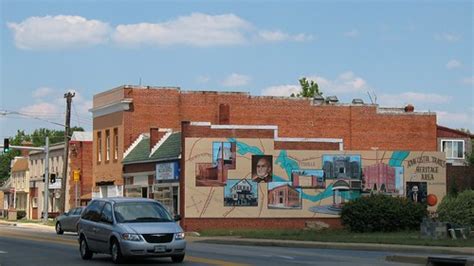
[79, 237, 93, 260]
[55, 222, 64, 235]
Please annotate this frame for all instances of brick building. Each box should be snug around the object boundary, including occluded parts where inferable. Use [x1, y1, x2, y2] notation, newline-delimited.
[91, 85, 437, 197]
[68, 132, 93, 207]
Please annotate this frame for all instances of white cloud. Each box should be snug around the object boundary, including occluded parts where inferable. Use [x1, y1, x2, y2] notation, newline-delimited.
[260, 71, 369, 97]
[261, 85, 300, 96]
[221, 73, 251, 87]
[32, 87, 54, 98]
[113, 13, 251, 47]
[446, 59, 462, 69]
[435, 32, 461, 42]
[196, 75, 210, 83]
[7, 15, 110, 50]
[19, 102, 60, 118]
[8, 13, 311, 49]
[307, 71, 369, 94]
[258, 30, 313, 42]
[344, 29, 359, 38]
[378, 92, 452, 107]
[436, 110, 474, 130]
[462, 76, 474, 86]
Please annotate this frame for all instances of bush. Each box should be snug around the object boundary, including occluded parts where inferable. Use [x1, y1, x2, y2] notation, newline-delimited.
[341, 194, 428, 232]
[437, 190, 474, 227]
[16, 210, 26, 220]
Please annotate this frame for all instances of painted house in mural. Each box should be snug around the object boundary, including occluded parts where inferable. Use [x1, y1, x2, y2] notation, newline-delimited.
[363, 163, 396, 193]
[291, 169, 325, 188]
[224, 179, 257, 206]
[268, 182, 301, 209]
[180, 121, 447, 231]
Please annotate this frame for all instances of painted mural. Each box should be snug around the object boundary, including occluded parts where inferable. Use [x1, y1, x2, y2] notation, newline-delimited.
[184, 137, 447, 218]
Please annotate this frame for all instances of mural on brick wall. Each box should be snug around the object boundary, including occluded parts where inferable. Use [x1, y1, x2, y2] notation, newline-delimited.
[184, 137, 447, 218]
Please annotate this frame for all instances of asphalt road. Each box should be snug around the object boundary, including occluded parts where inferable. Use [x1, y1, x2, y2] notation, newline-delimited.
[0, 224, 407, 265]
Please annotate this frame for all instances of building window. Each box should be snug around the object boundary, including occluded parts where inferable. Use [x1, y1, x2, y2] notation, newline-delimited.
[97, 131, 102, 163]
[442, 140, 465, 159]
[113, 128, 118, 160]
[32, 197, 38, 208]
[106, 130, 110, 161]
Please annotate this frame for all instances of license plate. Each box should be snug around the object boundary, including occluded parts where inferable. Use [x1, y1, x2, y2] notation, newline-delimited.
[154, 245, 166, 253]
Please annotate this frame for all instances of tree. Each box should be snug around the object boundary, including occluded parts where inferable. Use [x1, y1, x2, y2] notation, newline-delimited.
[291, 77, 323, 98]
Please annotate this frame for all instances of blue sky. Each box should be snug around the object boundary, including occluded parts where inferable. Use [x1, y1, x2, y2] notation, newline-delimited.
[1, 0, 472, 139]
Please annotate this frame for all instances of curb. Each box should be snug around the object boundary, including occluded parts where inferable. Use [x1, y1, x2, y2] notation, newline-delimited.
[387, 255, 474, 266]
[190, 236, 474, 256]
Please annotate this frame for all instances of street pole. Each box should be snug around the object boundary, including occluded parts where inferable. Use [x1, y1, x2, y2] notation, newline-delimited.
[43, 136, 50, 224]
[75, 180, 78, 207]
[60, 91, 74, 214]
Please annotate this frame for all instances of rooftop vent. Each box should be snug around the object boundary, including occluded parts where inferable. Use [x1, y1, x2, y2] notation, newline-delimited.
[325, 96, 339, 103]
[313, 94, 325, 105]
[352, 98, 364, 104]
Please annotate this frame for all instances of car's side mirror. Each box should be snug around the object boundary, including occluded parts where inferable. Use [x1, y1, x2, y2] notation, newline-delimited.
[174, 215, 182, 221]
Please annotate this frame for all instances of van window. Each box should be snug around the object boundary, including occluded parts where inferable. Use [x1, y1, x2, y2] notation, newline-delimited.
[82, 201, 105, 222]
[100, 203, 113, 224]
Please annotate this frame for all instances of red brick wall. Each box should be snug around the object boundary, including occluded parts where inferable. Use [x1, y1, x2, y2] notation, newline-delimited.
[68, 140, 93, 207]
[182, 218, 342, 231]
[119, 89, 436, 151]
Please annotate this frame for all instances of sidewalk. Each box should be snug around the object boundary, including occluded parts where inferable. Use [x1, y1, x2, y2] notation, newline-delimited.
[0, 219, 54, 231]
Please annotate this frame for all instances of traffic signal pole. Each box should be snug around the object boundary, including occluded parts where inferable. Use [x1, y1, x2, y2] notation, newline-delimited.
[2, 137, 51, 224]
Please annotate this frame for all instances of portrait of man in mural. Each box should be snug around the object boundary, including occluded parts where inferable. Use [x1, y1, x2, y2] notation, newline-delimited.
[406, 182, 427, 203]
[252, 155, 273, 183]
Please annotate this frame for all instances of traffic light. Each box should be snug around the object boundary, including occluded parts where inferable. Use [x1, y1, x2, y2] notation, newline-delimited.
[3, 138, 9, 153]
[50, 173, 56, 183]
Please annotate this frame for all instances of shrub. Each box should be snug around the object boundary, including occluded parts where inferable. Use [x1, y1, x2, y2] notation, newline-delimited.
[437, 190, 474, 227]
[341, 194, 428, 232]
[16, 210, 26, 220]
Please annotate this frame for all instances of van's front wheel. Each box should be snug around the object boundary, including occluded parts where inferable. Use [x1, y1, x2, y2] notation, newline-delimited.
[171, 254, 185, 263]
[111, 239, 124, 264]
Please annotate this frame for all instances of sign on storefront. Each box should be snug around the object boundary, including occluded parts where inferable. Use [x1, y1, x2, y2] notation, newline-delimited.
[156, 162, 179, 180]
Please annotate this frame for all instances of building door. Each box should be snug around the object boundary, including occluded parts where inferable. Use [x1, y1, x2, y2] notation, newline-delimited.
[153, 184, 179, 216]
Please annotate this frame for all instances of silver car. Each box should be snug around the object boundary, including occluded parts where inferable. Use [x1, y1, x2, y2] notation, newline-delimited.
[77, 197, 186, 264]
[55, 206, 85, 234]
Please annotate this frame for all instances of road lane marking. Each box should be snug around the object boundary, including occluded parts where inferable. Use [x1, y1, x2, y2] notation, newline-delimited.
[0, 230, 249, 266]
[186, 256, 248, 266]
[0, 251, 7, 254]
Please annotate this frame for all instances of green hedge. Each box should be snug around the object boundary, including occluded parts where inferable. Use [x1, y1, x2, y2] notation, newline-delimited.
[437, 190, 474, 227]
[341, 194, 428, 232]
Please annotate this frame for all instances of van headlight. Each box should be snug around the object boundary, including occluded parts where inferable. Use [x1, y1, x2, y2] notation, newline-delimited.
[121, 233, 142, 241]
[175, 232, 185, 240]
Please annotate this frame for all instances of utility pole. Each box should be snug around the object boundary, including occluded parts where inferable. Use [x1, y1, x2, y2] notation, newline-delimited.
[59, 91, 74, 213]
[43, 137, 50, 223]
